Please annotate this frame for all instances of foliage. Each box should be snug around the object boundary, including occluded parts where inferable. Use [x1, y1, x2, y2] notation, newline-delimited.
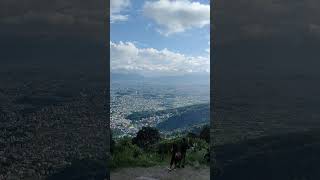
[199, 125, 210, 143]
[132, 127, 161, 149]
[110, 137, 166, 169]
[111, 127, 210, 169]
[187, 132, 199, 139]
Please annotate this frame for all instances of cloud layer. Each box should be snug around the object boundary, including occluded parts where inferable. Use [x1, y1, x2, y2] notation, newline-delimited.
[143, 0, 210, 36]
[110, 0, 130, 23]
[111, 41, 209, 76]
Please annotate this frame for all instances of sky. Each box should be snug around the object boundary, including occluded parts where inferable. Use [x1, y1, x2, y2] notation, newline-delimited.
[110, 0, 210, 76]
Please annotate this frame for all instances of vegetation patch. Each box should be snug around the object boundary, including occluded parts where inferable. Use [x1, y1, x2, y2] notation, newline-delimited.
[110, 126, 210, 170]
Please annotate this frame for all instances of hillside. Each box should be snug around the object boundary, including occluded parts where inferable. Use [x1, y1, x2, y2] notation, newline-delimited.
[157, 104, 209, 131]
[124, 103, 209, 134]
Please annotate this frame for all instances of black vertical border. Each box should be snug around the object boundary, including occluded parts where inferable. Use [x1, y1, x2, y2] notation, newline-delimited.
[104, 0, 110, 179]
[210, 0, 216, 179]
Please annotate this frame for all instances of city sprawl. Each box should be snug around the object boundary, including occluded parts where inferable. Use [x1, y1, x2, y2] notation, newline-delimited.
[111, 79, 210, 137]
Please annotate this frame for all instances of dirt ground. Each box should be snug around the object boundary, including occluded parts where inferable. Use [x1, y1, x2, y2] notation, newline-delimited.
[111, 166, 210, 180]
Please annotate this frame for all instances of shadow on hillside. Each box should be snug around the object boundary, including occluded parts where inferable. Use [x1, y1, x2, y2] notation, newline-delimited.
[46, 159, 107, 180]
[214, 130, 320, 180]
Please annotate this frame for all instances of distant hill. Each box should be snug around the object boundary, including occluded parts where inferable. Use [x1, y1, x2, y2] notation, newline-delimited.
[125, 103, 209, 132]
[111, 73, 145, 82]
[157, 103, 209, 131]
[150, 73, 209, 85]
[111, 72, 209, 86]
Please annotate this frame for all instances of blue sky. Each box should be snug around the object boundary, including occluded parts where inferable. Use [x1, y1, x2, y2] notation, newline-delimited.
[110, 0, 210, 76]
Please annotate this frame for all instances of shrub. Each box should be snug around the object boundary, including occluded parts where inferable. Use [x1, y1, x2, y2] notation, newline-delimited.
[110, 134, 209, 169]
[199, 125, 210, 143]
[185, 138, 209, 166]
[186, 148, 208, 166]
[132, 127, 161, 149]
[187, 132, 198, 139]
[110, 137, 165, 169]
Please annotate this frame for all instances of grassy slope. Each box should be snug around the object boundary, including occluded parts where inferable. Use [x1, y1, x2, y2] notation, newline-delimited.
[111, 137, 209, 170]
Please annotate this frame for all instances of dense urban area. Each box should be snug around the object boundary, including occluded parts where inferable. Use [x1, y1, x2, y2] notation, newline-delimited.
[110, 77, 210, 137]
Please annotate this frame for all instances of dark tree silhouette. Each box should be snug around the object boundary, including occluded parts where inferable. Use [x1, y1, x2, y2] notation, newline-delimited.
[110, 131, 115, 154]
[187, 132, 198, 139]
[200, 125, 210, 143]
[132, 127, 161, 149]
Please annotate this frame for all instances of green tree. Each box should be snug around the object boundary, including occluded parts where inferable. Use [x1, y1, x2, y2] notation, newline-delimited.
[200, 125, 210, 143]
[132, 127, 161, 149]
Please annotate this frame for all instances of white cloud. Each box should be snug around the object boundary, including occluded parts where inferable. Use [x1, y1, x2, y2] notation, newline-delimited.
[111, 41, 210, 76]
[143, 0, 210, 36]
[206, 41, 210, 53]
[110, 0, 130, 23]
